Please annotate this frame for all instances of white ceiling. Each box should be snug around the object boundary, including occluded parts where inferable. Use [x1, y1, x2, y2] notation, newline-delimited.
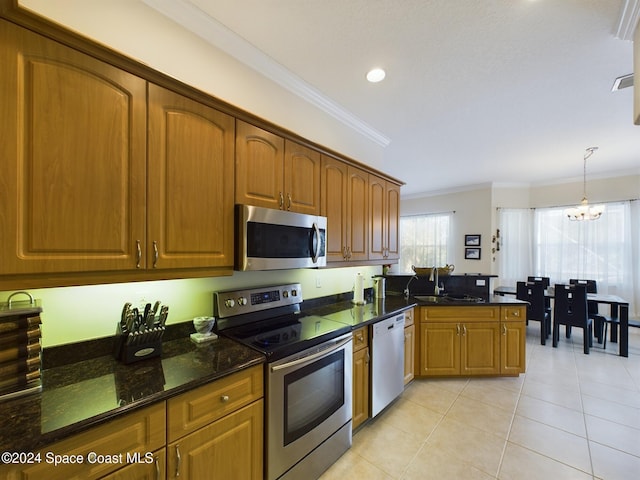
[111, 1, 640, 196]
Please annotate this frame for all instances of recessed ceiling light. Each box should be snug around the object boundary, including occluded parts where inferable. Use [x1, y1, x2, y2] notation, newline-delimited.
[366, 68, 386, 83]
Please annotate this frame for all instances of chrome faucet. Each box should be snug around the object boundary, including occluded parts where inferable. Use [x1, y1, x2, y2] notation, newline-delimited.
[404, 275, 419, 298]
[429, 267, 440, 295]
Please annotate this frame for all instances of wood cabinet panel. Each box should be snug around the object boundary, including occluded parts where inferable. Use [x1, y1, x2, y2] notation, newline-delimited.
[0, 20, 146, 275]
[147, 84, 235, 269]
[352, 346, 370, 430]
[418, 305, 524, 377]
[352, 326, 369, 352]
[348, 167, 369, 261]
[369, 175, 400, 261]
[167, 364, 263, 443]
[460, 322, 501, 375]
[100, 449, 165, 480]
[167, 400, 263, 480]
[321, 156, 348, 261]
[404, 323, 415, 384]
[284, 140, 321, 214]
[235, 121, 285, 209]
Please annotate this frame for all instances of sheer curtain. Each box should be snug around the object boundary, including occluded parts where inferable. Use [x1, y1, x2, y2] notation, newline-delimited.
[497, 208, 533, 286]
[397, 213, 452, 274]
[498, 202, 637, 316]
[534, 202, 635, 308]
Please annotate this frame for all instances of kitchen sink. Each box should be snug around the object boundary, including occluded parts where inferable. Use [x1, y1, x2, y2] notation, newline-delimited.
[415, 294, 485, 304]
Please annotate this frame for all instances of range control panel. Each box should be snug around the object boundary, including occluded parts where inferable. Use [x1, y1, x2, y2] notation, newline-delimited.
[214, 283, 302, 318]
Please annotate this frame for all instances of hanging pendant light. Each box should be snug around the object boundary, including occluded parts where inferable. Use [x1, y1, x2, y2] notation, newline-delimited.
[565, 147, 604, 221]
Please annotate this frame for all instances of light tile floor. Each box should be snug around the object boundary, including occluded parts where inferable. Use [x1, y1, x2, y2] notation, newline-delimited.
[320, 324, 640, 480]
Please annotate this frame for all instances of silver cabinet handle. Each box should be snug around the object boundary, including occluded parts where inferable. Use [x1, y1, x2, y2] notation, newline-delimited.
[462, 324, 467, 336]
[287, 192, 292, 210]
[175, 444, 181, 478]
[136, 240, 142, 269]
[456, 324, 461, 335]
[503, 324, 507, 335]
[279, 191, 284, 209]
[153, 241, 159, 268]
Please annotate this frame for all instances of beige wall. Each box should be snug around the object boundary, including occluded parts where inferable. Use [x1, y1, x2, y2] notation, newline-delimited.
[401, 174, 640, 277]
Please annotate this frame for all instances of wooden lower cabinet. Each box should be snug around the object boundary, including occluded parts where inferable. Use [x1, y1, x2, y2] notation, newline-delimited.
[403, 308, 415, 384]
[352, 326, 370, 430]
[418, 305, 525, 377]
[0, 403, 166, 480]
[101, 449, 166, 480]
[167, 401, 263, 480]
[0, 366, 264, 480]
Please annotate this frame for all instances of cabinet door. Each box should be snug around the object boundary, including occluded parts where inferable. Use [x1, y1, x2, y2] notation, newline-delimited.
[147, 84, 235, 269]
[168, 400, 263, 480]
[321, 156, 349, 261]
[100, 449, 165, 480]
[368, 175, 386, 260]
[419, 323, 460, 376]
[385, 182, 401, 261]
[348, 166, 369, 261]
[284, 140, 320, 214]
[461, 322, 501, 375]
[501, 321, 526, 374]
[404, 324, 415, 385]
[0, 20, 146, 275]
[352, 346, 370, 430]
[235, 121, 284, 209]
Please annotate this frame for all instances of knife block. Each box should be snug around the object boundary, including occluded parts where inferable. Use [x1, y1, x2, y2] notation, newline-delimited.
[113, 323, 164, 365]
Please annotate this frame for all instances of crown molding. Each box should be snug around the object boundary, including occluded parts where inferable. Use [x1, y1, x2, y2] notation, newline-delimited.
[141, 0, 390, 147]
[615, 0, 640, 41]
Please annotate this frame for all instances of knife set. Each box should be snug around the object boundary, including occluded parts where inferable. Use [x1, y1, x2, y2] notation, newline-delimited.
[114, 301, 167, 364]
[0, 291, 43, 401]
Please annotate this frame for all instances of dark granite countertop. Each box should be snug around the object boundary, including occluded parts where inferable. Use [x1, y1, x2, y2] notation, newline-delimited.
[305, 296, 417, 328]
[0, 336, 264, 453]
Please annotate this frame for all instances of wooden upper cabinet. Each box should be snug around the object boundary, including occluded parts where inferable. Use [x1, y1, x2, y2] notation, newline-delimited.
[147, 84, 235, 270]
[321, 156, 368, 262]
[369, 175, 400, 261]
[0, 20, 147, 275]
[321, 156, 349, 262]
[284, 140, 321, 214]
[235, 121, 285, 210]
[235, 121, 320, 214]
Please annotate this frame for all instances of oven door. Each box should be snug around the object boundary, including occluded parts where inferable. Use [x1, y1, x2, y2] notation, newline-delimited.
[236, 204, 327, 271]
[267, 333, 352, 480]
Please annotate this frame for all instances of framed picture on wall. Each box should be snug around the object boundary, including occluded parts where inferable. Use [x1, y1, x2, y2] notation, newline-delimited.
[465, 234, 481, 246]
[465, 247, 481, 260]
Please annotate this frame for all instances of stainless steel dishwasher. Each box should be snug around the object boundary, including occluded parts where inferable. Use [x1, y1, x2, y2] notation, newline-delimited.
[371, 313, 405, 417]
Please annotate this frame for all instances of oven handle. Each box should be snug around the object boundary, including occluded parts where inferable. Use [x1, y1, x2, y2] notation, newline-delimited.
[311, 221, 321, 263]
[271, 336, 352, 372]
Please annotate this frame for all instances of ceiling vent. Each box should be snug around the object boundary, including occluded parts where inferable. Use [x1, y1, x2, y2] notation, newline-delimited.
[611, 74, 634, 91]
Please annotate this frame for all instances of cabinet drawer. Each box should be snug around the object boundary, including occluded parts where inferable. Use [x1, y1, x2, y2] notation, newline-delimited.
[404, 308, 414, 327]
[1, 403, 165, 480]
[352, 326, 369, 352]
[502, 306, 526, 321]
[420, 306, 500, 322]
[167, 365, 263, 442]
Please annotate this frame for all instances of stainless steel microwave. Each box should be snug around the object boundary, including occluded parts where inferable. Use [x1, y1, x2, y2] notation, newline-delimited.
[235, 205, 327, 271]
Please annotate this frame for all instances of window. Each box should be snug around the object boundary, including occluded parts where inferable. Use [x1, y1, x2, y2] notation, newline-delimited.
[397, 213, 452, 273]
[498, 201, 637, 316]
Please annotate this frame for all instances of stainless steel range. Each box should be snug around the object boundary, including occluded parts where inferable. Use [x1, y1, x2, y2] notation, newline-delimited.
[214, 283, 352, 480]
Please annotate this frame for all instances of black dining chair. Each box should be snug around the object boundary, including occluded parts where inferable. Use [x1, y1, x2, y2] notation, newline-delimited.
[569, 278, 611, 345]
[527, 276, 552, 315]
[553, 283, 593, 354]
[517, 281, 551, 345]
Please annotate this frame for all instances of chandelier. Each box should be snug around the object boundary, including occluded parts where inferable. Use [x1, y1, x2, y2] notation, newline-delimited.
[565, 147, 604, 221]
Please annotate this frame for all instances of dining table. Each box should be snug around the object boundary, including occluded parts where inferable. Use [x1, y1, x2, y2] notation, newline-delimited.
[494, 285, 630, 357]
